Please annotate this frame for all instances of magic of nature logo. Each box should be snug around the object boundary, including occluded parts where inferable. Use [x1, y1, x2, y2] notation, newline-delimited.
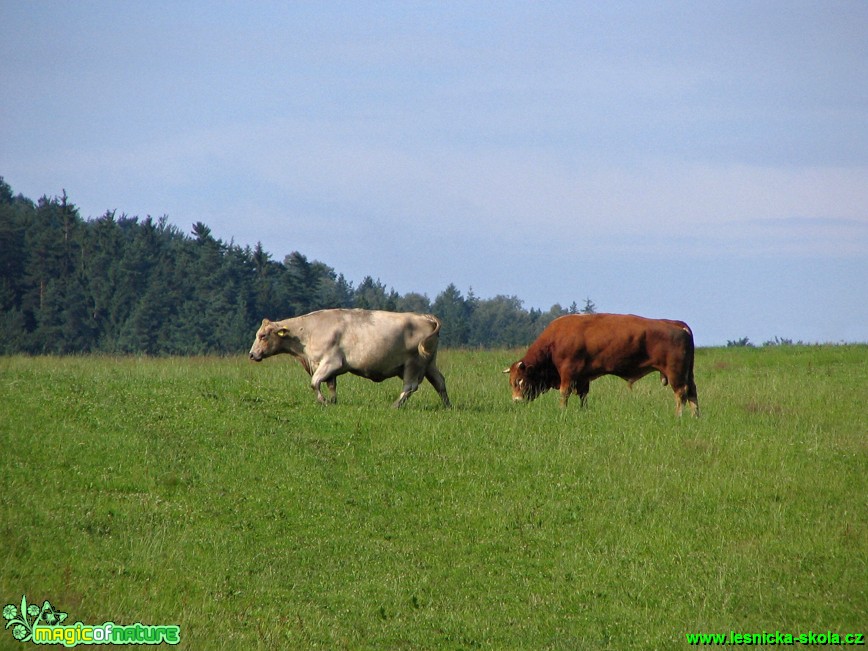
[3, 595, 180, 646]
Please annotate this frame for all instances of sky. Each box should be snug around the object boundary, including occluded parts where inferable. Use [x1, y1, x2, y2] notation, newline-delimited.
[1, 1, 866, 346]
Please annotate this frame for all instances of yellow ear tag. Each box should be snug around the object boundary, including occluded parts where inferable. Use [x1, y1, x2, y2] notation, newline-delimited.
[277, 329, 289, 338]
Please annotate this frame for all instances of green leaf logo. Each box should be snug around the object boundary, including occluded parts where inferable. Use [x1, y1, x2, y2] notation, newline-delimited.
[3, 596, 68, 643]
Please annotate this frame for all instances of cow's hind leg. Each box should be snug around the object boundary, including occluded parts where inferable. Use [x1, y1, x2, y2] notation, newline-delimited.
[686, 379, 699, 417]
[673, 388, 686, 417]
[425, 364, 452, 408]
[393, 380, 420, 408]
[392, 364, 422, 408]
[670, 371, 699, 417]
[671, 383, 699, 417]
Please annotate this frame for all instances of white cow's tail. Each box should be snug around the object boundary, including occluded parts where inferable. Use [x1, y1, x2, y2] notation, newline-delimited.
[419, 314, 442, 360]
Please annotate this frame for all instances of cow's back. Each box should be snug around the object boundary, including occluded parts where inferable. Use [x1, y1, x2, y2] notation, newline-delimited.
[537, 313, 692, 375]
[540, 313, 645, 354]
[306, 309, 439, 367]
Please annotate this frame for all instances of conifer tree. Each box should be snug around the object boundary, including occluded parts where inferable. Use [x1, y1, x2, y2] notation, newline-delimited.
[0, 180, 595, 353]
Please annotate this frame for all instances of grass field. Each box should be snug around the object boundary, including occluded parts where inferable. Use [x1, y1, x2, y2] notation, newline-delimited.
[1, 346, 865, 649]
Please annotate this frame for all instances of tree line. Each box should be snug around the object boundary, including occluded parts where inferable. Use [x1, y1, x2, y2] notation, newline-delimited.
[0, 178, 594, 355]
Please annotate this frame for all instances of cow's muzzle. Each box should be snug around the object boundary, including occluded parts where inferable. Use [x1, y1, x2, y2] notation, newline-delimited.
[249, 352, 262, 362]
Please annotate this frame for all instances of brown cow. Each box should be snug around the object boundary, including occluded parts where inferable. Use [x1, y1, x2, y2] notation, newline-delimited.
[504, 313, 699, 416]
[249, 308, 451, 408]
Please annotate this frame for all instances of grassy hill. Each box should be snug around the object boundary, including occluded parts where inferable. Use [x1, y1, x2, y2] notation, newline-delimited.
[1, 346, 865, 649]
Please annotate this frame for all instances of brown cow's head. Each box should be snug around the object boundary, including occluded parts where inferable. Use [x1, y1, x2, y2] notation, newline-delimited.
[504, 361, 534, 402]
[248, 318, 293, 362]
[504, 360, 557, 402]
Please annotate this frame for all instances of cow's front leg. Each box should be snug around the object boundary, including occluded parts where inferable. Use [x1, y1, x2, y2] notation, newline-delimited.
[559, 380, 572, 408]
[310, 358, 342, 405]
[561, 378, 589, 408]
[577, 379, 590, 408]
[310, 381, 328, 405]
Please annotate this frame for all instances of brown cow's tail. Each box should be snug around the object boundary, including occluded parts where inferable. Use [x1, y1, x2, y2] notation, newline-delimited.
[684, 325, 696, 384]
[419, 314, 442, 360]
[682, 324, 700, 415]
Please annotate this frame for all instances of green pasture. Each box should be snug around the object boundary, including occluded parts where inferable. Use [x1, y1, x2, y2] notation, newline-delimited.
[1, 346, 865, 649]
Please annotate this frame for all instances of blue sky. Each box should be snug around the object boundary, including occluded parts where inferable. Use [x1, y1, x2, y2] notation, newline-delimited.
[2, 1, 866, 345]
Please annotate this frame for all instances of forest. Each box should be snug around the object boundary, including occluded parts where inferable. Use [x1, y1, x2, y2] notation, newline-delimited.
[0, 177, 594, 355]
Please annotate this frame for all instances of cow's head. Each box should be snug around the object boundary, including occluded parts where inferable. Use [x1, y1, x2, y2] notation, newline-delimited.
[249, 318, 293, 362]
[503, 360, 533, 402]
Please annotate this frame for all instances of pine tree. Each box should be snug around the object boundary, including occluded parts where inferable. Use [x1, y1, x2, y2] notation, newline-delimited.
[432, 284, 471, 347]
[355, 276, 397, 311]
[0, 180, 598, 354]
[0, 179, 29, 343]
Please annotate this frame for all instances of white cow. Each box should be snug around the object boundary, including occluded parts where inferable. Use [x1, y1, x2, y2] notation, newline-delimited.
[249, 309, 451, 408]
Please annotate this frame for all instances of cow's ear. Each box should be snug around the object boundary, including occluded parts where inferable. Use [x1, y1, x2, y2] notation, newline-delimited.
[276, 328, 290, 338]
[517, 361, 526, 370]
